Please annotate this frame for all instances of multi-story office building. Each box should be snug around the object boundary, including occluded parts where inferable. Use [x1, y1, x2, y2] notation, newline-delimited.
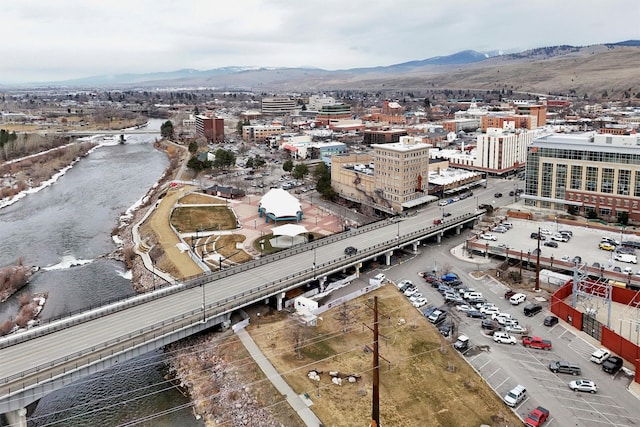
[261, 97, 298, 115]
[241, 124, 287, 143]
[523, 132, 640, 223]
[195, 115, 224, 143]
[473, 128, 534, 175]
[315, 104, 352, 126]
[372, 136, 433, 212]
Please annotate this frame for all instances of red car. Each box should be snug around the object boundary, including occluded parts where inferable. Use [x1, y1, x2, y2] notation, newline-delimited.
[525, 406, 549, 427]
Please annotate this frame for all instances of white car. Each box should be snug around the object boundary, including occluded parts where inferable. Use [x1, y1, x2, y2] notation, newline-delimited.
[396, 279, 413, 290]
[493, 332, 517, 345]
[509, 293, 526, 305]
[540, 228, 552, 235]
[456, 304, 472, 312]
[491, 312, 512, 321]
[409, 293, 423, 302]
[569, 379, 598, 394]
[438, 200, 449, 206]
[412, 297, 428, 308]
[480, 306, 501, 316]
[404, 287, 418, 297]
[480, 233, 498, 241]
[590, 348, 611, 364]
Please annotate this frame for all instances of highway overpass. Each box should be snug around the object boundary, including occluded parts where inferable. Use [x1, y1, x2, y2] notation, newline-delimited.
[0, 210, 483, 424]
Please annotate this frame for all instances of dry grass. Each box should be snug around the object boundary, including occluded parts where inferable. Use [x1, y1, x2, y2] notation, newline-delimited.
[170, 206, 236, 233]
[179, 193, 225, 205]
[215, 234, 253, 263]
[250, 285, 521, 427]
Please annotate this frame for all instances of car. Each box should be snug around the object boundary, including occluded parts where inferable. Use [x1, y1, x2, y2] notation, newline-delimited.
[492, 226, 508, 233]
[543, 240, 558, 248]
[543, 315, 559, 326]
[442, 212, 452, 217]
[503, 384, 527, 407]
[525, 406, 550, 427]
[422, 306, 437, 318]
[404, 287, 419, 297]
[480, 233, 497, 241]
[433, 218, 442, 225]
[453, 334, 470, 351]
[549, 360, 581, 375]
[613, 266, 622, 272]
[569, 379, 598, 393]
[504, 289, 516, 299]
[501, 222, 513, 229]
[481, 318, 500, 329]
[509, 293, 526, 305]
[539, 228, 551, 235]
[602, 356, 624, 374]
[466, 309, 486, 319]
[438, 200, 449, 206]
[524, 303, 543, 317]
[396, 279, 413, 290]
[602, 237, 621, 246]
[552, 233, 569, 242]
[505, 324, 528, 335]
[438, 321, 453, 337]
[428, 309, 447, 324]
[530, 232, 546, 240]
[408, 293, 423, 302]
[480, 306, 501, 316]
[590, 348, 611, 364]
[599, 242, 616, 251]
[496, 315, 517, 326]
[344, 246, 357, 255]
[494, 192, 503, 198]
[399, 282, 414, 293]
[412, 297, 428, 308]
[509, 190, 515, 196]
[493, 331, 517, 345]
[614, 253, 638, 264]
[559, 230, 573, 237]
[456, 304, 472, 312]
[492, 312, 512, 321]
[445, 293, 464, 304]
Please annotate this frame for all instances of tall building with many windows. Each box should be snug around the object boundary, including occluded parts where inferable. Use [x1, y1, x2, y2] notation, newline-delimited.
[195, 115, 224, 142]
[523, 132, 640, 223]
[261, 97, 298, 115]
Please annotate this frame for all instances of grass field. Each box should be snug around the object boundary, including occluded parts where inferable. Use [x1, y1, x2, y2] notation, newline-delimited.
[170, 206, 237, 233]
[249, 284, 522, 427]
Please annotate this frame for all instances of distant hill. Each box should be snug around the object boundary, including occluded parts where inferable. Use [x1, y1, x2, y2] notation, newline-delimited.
[9, 41, 640, 99]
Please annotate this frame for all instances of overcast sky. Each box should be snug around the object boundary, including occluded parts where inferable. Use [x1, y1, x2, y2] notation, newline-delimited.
[1, 0, 638, 84]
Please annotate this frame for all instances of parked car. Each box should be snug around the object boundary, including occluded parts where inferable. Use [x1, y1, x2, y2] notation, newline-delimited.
[549, 360, 581, 375]
[522, 335, 552, 350]
[421, 306, 437, 318]
[543, 315, 559, 326]
[543, 241, 558, 248]
[428, 309, 447, 324]
[455, 304, 472, 312]
[503, 384, 527, 407]
[590, 348, 611, 364]
[505, 324, 528, 335]
[552, 233, 569, 242]
[504, 289, 516, 299]
[569, 379, 598, 393]
[443, 212, 452, 217]
[524, 303, 543, 317]
[602, 356, 624, 374]
[438, 200, 449, 206]
[412, 297, 428, 308]
[599, 242, 616, 251]
[396, 279, 413, 290]
[480, 233, 498, 241]
[524, 406, 550, 427]
[480, 306, 501, 316]
[530, 232, 546, 240]
[493, 226, 508, 233]
[539, 228, 551, 235]
[509, 293, 526, 305]
[493, 331, 517, 345]
[614, 253, 638, 264]
[494, 192, 503, 198]
[439, 321, 453, 337]
[453, 334, 470, 351]
[466, 309, 486, 319]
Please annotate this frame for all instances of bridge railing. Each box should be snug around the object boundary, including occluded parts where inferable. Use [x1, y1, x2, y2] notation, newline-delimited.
[0, 211, 483, 388]
[0, 211, 481, 350]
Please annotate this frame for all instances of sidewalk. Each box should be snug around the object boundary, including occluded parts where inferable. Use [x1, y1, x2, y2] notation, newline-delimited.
[236, 328, 323, 427]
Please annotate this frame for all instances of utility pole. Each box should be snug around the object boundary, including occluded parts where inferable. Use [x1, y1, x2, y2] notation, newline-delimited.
[535, 227, 541, 291]
[363, 296, 390, 427]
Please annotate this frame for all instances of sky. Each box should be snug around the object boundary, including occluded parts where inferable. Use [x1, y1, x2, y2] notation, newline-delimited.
[1, 0, 639, 84]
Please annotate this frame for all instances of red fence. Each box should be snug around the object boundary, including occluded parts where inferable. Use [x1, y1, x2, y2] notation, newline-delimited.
[551, 282, 640, 383]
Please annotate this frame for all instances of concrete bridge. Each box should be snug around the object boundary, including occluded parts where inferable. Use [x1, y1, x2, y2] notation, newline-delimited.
[0, 210, 483, 426]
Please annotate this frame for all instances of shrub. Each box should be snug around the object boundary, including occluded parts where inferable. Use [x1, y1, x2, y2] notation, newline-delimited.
[0, 320, 15, 336]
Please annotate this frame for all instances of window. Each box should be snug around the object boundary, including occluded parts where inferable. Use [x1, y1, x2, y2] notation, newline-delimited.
[601, 168, 614, 194]
[570, 165, 582, 190]
[618, 169, 631, 195]
[585, 166, 598, 192]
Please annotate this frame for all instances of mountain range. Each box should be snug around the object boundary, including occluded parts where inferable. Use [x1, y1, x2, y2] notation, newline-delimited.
[19, 40, 640, 97]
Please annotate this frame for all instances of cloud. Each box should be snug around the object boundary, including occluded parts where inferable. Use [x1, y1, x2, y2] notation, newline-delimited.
[0, 0, 638, 84]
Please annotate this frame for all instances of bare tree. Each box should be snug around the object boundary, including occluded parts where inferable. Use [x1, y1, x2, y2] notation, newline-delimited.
[333, 302, 360, 332]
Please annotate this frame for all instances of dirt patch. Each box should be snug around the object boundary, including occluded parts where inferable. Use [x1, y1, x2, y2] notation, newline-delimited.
[170, 206, 237, 233]
[249, 285, 521, 427]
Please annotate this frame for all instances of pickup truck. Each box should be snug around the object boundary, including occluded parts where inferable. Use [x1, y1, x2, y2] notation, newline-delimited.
[522, 336, 552, 350]
[525, 406, 550, 427]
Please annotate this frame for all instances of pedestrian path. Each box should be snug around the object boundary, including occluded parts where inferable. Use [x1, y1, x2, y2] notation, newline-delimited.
[236, 328, 323, 427]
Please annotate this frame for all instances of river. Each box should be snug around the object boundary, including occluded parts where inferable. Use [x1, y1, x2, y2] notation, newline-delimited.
[0, 119, 203, 426]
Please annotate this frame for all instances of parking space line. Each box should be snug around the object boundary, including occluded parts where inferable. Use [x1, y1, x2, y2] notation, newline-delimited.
[478, 359, 492, 369]
[495, 377, 510, 391]
[485, 367, 501, 380]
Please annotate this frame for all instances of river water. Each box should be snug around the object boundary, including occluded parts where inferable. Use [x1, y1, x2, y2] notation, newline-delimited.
[0, 119, 203, 426]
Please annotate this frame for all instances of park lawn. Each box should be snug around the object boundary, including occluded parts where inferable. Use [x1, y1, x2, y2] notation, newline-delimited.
[170, 205, 236, 233]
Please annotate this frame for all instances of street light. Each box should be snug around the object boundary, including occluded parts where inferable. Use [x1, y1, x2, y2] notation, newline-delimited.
[313, 247, 317, 279]
[201, 284, 206, 324]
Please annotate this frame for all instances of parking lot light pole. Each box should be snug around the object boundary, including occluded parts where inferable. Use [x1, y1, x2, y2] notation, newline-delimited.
[535, 227, 541, 291]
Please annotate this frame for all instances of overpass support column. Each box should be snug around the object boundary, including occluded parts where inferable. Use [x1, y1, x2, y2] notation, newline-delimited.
[436, 233, 442, 244]
[5, 408, 27, 427]
[385, 251, 393, 266]
[276, 292, 285, 311]
[412, 242, 418, 253]
[455, 225, 462, 235]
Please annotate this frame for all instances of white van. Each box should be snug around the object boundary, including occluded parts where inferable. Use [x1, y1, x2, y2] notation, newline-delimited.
[590, 348, 611, 364]
[614, 253, 638, 264]
[509, 293, 526, 305]
[369, 273, 386, 286]
[503, 385, 527, 407]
